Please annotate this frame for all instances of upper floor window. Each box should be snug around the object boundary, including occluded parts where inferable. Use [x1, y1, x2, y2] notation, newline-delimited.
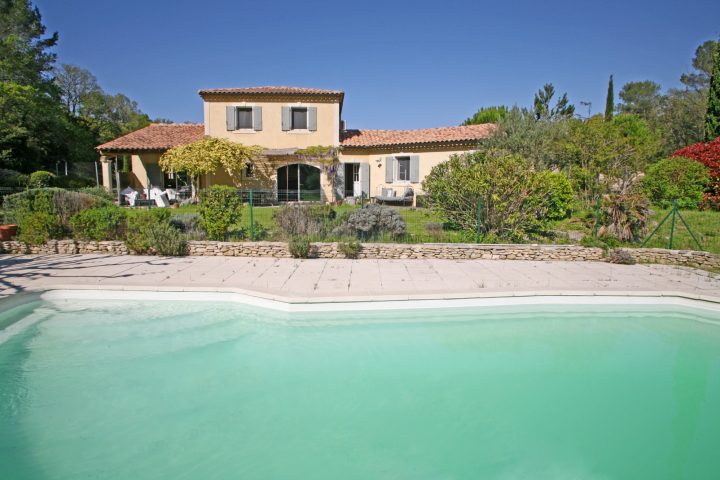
[396, 157, 410, 182]
[245, 163, 254, 178]
[236, 107, 253, 129]
[226, 106, 262, 131]
[282, 106, 317, 131]
[291, 107, 308, 130]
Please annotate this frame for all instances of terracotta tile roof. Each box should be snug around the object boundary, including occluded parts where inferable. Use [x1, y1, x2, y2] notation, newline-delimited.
[96, 123, 205, 153]
[340, 124, 495, 148]
[198, 86, 343, 97]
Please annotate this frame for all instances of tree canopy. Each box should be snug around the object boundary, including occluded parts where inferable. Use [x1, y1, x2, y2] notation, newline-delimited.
[462, 106, 509, 125]
[533, 83, 575, 120]
[0, 0, 162, 175]
[705, 41, 720, 141]
[159, 138, 263, 197]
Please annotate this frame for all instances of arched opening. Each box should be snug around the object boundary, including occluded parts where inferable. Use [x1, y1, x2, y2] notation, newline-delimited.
[277, 164, 321, 202]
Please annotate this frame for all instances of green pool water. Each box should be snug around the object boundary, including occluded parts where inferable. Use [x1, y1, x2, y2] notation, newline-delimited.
[1, 298, 720, 479]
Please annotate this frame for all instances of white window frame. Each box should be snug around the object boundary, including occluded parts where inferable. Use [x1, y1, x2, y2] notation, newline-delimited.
[395, 156, 411, 183]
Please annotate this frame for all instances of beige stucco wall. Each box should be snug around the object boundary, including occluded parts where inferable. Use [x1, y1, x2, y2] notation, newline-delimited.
[130, 153, 163, 189]
[204, 95, 341, 149]
[339, 146, 475, 198]
[203, 156, 334, 203]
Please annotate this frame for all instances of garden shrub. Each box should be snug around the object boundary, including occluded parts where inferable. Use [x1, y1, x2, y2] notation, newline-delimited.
[288, 235, 311, 258]
[643, 157, 709, 209]
[273, 204, 335, 238]
[233, 222, 270, 241]
[199, 186, 242, 241]
[530, 171, 575, 220]
[0, 169, 28, 188]
[422, 151, 573, 241]
[170, 213, 206, 239]
[54, 174, 94, 189]
[28, 170, 55, 188]
[70, 207, 127, 241]
[333, 205, 406, 239]
[2, 188, 107, 230]
[78, 187, 116, 202]
[17, 212, 63, 245]
[337, 238, 362, 259]
[126, 210, 186, 256]
[598, 193, 650, 242]
[672, 137, 720, 209]
[580, 235, 620, 250]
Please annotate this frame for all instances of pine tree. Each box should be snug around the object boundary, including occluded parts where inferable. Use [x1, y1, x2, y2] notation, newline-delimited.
[705, 43, 720, 141]
[605, 75, 614, 121]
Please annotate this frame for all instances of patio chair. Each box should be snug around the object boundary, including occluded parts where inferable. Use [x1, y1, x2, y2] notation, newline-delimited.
[155, 192, 170, 208]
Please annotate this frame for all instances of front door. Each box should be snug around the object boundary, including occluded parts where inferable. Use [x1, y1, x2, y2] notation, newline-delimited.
[344, 163, 362, 198]
[352, 164, 362, 197]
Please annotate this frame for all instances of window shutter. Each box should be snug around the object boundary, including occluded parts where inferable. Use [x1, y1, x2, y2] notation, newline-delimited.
[308, 107, 317, 131]
[226, 106, 236, 131]
[281, 107, 291, 131]
[409, 155, 420, 183]
[360, 163, 370, 197]
[252, 106, 262, 131]
[385, 157, 394, 183]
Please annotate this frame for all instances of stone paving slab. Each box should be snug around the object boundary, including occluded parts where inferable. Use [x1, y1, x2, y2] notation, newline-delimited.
[1, 254, 719, 301]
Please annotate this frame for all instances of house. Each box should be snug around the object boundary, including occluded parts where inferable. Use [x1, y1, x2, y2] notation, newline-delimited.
[96, 86, 494, 204]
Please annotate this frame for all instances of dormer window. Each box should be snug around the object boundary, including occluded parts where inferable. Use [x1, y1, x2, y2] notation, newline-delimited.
[291, 107, 308, 130]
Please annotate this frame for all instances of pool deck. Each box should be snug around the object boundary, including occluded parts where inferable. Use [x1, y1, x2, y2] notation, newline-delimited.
[1, 254, 718, 303]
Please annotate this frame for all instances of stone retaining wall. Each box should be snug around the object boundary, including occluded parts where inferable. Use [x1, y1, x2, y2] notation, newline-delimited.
[1, 239, 718, 270]
[624, 248, 720, 270]
[0, 240, 128, 255]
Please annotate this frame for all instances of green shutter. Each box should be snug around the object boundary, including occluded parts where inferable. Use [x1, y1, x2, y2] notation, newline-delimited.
[409, 155, 420, 183]
[226, 106, 236, 131]
[281, 107, 291, 131]
[385, 157, 394, 183]
[253, 106, 262, 131]
[308, 107, 317, 131]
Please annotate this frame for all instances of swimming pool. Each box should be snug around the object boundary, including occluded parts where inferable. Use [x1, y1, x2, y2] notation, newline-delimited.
[1, 292, 719, 479]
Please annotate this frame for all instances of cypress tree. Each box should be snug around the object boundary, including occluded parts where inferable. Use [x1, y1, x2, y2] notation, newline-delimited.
[605, 75, 614, 121]
[705, 43, 720, 141]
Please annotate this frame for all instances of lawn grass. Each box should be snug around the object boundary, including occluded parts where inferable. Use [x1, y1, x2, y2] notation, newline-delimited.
[640, 208, 720, 254]
[147, 202, 720, 253]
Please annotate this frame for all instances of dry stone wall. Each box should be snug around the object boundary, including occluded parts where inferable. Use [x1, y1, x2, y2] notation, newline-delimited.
[1, 240, 718, 269]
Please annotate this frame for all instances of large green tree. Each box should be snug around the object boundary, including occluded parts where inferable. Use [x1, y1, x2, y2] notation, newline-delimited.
[681, 40, 719, 90]
[478, 106, 570, 169]
[462, 106, 508, 125]
[605, 75, 614, 121]
[705, 42, 720, 141]
[557, 114, 661, 204]
[533, 83, 575, 120]
[160, 138, 263, 199]
[0, 0, 57, 90]
[618, 80, 663, 121]
[54, 63, 99, 115]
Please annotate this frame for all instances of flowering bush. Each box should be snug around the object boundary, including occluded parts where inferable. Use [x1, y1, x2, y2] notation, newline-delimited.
[672, 136, 720, 209]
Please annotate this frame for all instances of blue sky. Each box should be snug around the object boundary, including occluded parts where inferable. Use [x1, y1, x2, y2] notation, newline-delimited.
[36, 0, 720, 130]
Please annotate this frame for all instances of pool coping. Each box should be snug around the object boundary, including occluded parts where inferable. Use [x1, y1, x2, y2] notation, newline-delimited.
[3, 284, 720, 313]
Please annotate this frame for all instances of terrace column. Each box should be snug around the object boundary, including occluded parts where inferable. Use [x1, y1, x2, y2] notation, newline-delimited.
[100, 156, 112, 190]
